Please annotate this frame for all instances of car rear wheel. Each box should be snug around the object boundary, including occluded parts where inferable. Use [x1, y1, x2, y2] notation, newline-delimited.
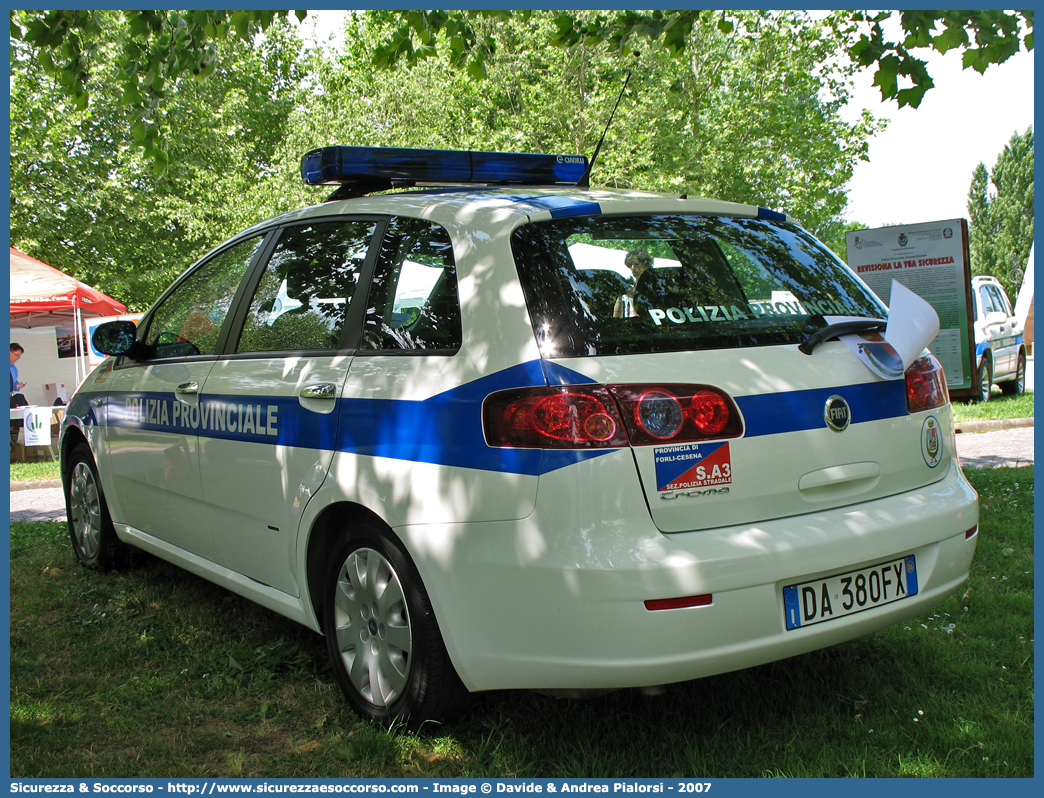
[1000, 351, 1026, 396]
[322, 521, 470, 730]
[977, 356, 993, 402]
[65, 442, 128, 570]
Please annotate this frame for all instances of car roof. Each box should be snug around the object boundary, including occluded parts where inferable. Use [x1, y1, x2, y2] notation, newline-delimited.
[238, 186, 794, 238]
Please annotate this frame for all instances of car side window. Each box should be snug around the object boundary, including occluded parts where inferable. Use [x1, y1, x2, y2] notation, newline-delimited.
[236, 220, 376, 353]
[144, 236, 264, 359]
[362, 217, 462, 352]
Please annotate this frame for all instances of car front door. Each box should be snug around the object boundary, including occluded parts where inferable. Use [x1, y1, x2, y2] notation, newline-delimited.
[195, 218, 379, 595]
[102, 235, 267, 555]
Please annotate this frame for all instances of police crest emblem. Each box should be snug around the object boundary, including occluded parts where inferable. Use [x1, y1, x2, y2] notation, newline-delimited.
[921, 416, 942, 468]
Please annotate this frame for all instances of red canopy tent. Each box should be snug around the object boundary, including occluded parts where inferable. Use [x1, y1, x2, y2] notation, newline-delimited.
[10, 247, 126, 326]
[10, 247, 127, 385]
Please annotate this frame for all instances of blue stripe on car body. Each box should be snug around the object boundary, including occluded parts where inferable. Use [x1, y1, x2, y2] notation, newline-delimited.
[93, 361, 911, 476]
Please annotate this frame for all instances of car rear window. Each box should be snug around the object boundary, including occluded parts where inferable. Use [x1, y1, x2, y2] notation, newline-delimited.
[511, 214, 887, 357]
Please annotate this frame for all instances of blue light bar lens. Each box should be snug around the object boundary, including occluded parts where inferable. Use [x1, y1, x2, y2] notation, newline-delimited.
[757, 207, 787, 222]
[301, 146, 589, 187]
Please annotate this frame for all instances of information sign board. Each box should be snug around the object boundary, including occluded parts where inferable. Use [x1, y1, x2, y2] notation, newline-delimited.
[846, 219, 974, 393]
[22, 406, 50, 446]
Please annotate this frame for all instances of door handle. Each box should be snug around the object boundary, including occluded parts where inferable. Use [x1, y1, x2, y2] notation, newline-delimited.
[300, 383, 336, 400]
[176, 381, 199, 395]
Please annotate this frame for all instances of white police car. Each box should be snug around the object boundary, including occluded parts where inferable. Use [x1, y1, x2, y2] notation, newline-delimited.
[971, 274, 1027, 401]
[64, 146, 978, 729]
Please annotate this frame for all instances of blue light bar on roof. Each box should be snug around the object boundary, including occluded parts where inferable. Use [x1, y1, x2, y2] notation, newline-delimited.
[301, 146, 589, 188]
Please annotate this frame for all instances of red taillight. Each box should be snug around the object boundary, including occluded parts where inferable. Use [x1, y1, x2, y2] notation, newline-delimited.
[608, 384, 743, 446]
[690, 389, 730, 435]
[484, 383, 743, 449]
[483, 386, 629, 448]
[906, 354, 949, 413]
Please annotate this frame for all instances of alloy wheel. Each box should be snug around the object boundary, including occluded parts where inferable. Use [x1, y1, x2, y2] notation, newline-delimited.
[331, 547, 413, 708]
[69, 461, 103, 560]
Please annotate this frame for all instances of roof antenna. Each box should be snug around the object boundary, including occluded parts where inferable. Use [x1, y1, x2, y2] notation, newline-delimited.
[578, 70, 632, 188]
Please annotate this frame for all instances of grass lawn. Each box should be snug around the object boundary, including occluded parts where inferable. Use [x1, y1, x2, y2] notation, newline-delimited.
[9, 458, 61, 483]
[952, 391, 1034, 425]
[8, 467, 1033, 778]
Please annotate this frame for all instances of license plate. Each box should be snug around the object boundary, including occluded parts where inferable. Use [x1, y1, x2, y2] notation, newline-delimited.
[783, 555, 918, 630]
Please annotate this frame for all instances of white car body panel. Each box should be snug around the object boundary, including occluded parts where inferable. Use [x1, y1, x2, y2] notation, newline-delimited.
[401, 456, 976, 690]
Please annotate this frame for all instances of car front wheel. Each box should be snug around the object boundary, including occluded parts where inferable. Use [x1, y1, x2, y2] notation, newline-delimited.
[322, 522, 471, 730]
[1000, 351, 1027, 396]
[977, 356, 993, 402]
[65, 441, 128, 570]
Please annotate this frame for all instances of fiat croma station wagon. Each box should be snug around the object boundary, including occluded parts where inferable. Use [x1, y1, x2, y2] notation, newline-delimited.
[65, 146, 979, 728]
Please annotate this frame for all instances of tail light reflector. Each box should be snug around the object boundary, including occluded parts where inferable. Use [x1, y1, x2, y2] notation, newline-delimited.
[906, 353, 949, 413]
[645, 594, 713, 611]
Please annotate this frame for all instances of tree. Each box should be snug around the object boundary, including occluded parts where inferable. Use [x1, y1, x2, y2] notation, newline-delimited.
[269, 11, 880, 234]
[9, 13, 308, 309]
[815, 219, 872, 261]
[967, 127, 1035, 298]
[10, 9, 1033, 167]
[372, 9, 1033, 111]
[9, 9, 306, 172]
[8, 10, 884, 310]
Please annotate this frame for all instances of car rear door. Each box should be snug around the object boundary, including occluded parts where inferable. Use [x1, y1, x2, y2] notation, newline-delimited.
[195, 218, 379, 595]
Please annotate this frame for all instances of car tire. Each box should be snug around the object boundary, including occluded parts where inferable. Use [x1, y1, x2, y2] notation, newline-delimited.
[65, 441, 129, 570]
[322, 521, 471, 730]
[1000, 351, 1027, 396]
[976, 356, 993, 403]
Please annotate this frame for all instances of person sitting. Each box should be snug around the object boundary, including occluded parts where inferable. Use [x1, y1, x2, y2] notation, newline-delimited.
[613, 248, 654, 318]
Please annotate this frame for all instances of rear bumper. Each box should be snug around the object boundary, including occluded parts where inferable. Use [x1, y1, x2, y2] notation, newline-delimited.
[398, 453, 978, 692]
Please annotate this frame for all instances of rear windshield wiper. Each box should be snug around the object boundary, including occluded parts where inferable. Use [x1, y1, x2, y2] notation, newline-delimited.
[798, 319, 887, 355]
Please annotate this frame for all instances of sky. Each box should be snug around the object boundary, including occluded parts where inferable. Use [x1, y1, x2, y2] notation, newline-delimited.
[303, 10, 1034, 231]
[842, 45, 1034, 230]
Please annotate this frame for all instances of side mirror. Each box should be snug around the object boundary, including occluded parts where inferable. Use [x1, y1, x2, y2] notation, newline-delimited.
[985, 310, 1008, 327]
[92, 320, 138, 356]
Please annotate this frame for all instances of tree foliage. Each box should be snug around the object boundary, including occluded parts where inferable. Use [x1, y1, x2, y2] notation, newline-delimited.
[9, 13, 307, 309]
[267, 11, 881, 237]
[13, 10, 1022, 313]
[9, 10, 884, 310]
[10, 9, 1033, 168]
[847, 10, 1033, 108]
[10, 9, 306, 172]
[371, 9, 1033, 111]
[967, 128, 1035, 299]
